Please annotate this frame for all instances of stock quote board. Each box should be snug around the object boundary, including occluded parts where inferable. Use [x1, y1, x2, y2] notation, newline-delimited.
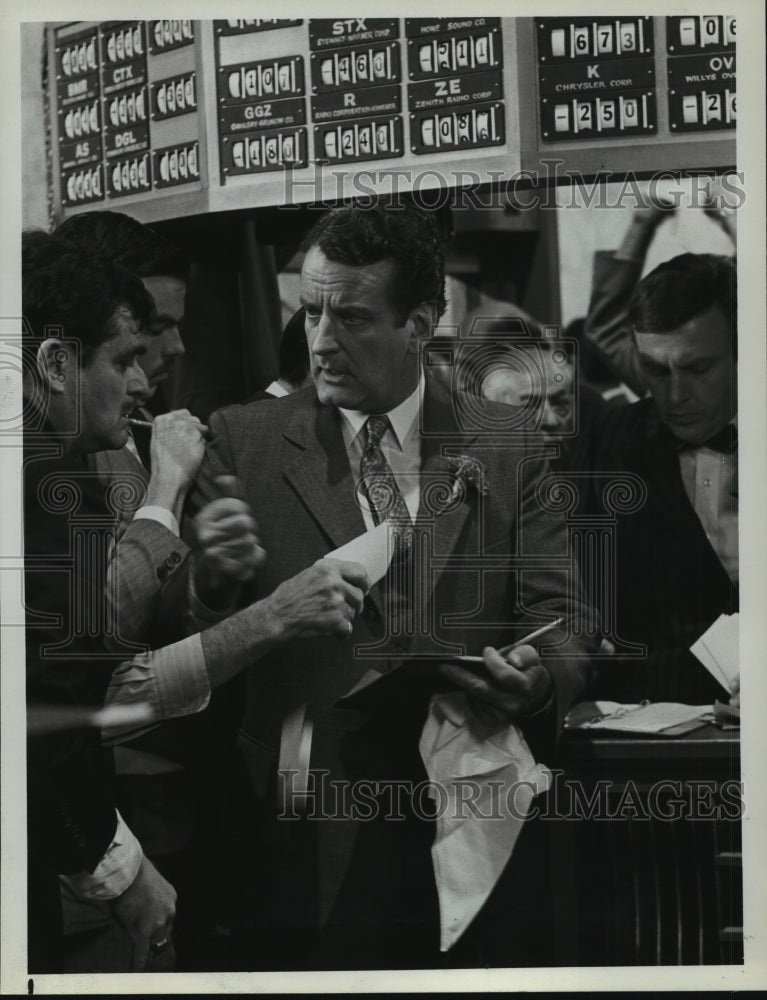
[48, 16, 736, 223]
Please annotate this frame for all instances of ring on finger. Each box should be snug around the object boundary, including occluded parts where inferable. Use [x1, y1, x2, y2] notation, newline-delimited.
[149, 938, 169, 955]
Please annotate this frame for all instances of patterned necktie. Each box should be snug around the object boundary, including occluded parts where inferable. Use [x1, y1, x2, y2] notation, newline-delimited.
[359, 414, 413, 546]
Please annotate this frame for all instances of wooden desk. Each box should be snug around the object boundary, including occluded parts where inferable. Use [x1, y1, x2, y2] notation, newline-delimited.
[549, 724, 742, 966]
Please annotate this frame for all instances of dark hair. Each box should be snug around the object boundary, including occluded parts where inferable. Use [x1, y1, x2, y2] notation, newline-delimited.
[55, 210, 189, 281]
[22, 229, 152, 372]
[279, 308, 310, 388]
[300, 201, 447, 322]
[628, 253, 736, 352]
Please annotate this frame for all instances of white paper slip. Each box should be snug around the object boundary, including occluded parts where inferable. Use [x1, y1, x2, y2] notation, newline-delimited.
[690, 613, 739, 688]
[324, 521, 394, 586]
[690, 638, 729, 690]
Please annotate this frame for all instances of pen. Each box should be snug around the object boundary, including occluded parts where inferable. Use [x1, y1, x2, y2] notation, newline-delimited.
[450, 616, 565, 665]
[126, 417, 153, 428]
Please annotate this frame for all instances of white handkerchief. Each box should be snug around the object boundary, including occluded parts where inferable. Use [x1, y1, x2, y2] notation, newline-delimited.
[324, 521, 394, 586]
[419, 693, 551, 951]
[690, 612, 739, 689]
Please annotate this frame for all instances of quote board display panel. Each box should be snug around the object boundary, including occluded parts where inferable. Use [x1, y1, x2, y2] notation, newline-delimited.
[54, 19, 201, 214]
[49, 16, 735, 223]
[517, 15, 734, 177]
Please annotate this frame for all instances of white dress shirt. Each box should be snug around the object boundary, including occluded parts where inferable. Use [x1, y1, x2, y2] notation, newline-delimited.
[678, 417, 738, 583]
[338, 374, 425, 529]
[264, 380, 289, 398]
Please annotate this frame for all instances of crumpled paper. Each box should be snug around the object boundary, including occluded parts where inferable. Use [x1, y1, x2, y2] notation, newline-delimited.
[419, 692, 551, 951]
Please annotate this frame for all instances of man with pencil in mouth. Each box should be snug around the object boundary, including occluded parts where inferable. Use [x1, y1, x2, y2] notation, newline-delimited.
[22, 229, 368, 973]
[54, 211, 254, 645]
[48, 211, 272, 968]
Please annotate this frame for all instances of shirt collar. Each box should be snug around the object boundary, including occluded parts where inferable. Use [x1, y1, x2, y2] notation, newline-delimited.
[338, 373, 425, 451]
[265, 380, 289, 398]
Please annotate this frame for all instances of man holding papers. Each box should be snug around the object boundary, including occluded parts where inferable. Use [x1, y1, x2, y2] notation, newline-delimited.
[190, 201, 597, 967]
[22, 232, 367, 972]
[578, 253, 738, 705]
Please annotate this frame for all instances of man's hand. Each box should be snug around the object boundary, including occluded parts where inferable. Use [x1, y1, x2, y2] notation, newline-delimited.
[108, 855, 176, 971]
[729, 678, 740, 708]
[146, 409, 208, 498]
[193, 476, 266, 604]
[439, 644, 554, 725]
[700, 175, 737, 243]
[261, 558, 369, 641]
[615, 200, 677, 262]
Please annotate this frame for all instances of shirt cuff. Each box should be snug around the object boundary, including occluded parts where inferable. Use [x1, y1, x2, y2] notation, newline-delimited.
[133, 504, 180, 537]
[102, 633, 211, 744]
[60, 811, 143, 901]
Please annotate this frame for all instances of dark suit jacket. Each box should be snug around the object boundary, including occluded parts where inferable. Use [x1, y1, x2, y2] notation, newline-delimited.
[24, 435, 119, 878]
[192, 373, 597, 933]
[576, 397, 737, 703]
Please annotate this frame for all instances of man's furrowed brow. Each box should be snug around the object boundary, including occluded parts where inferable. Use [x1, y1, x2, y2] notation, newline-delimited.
[340, 302, 374, 315]
[124, 341, 147, 361]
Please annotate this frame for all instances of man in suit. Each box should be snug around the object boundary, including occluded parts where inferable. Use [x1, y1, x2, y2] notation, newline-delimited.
[578, 253, 738, 704]
[54, 211, 255, 649]
[22, 230, 369, 971]
[53, 211, 264, 967]
[584, 193, 737, 397]
[22, 229, 177, 971]
[190, 202, 597, 968]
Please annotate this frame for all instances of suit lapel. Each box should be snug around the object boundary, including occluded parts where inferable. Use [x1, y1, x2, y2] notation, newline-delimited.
[280, 382, 486, 618]
[416, 377, 478, 593]
[282, 399, 366, 551]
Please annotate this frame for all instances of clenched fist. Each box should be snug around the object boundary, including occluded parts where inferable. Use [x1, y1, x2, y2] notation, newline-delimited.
[193, 475, 266, 597]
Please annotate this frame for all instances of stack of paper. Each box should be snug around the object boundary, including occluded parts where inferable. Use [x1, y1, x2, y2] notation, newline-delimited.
[690, 613, 739, 691]
[565, 700, 710, 736]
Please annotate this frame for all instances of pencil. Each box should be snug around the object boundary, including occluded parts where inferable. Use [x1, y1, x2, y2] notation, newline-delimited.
[450, 617, 565, 665]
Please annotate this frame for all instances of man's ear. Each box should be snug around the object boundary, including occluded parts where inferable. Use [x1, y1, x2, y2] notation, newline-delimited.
[36, 338, 74, 394]
[405, 302, 437, 354]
